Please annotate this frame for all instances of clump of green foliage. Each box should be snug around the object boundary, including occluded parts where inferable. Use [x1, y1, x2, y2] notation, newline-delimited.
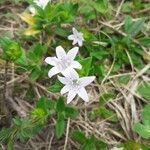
[0, 0, 150, 149]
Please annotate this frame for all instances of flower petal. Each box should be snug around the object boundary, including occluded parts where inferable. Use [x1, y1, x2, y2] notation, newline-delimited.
[58, 76, 69, 85]
[45, 57, 58, 66]
[68, 34, 74, 40]
[77, 87, 89, 102]
[72, 39, 77, 45]
[67, 47, 79, 60]
[60, 85, 70, 95]
[56, 46, 66, 60]
[79, 76, 95, 87]
[71, 61, 82, 69]
[67, 90, 77, 104]
[34, 0, 50, 9]
[72, 27, 78, 36]
[29, 6, 36, 15]
[78, 40, 83, 47]
[48, 67, 60, 78]
[62, 68, 79, 80]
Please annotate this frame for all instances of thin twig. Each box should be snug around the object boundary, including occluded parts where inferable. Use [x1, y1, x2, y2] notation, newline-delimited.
[115, 0, 125, 18]
[98, 20, 147, 53]
[64, 118, 71, 150]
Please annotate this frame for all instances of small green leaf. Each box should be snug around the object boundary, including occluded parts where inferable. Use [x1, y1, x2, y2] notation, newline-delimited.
[7, 140, 14, 150]
[123, 140, 141, 150]
[137, 82, 150, 101]
[79, 57, 92, 76]
[72, 131, 86, 144]
[124, 16, 144, 37]
[94, 106, 118, 122]
[65, 107, 78, 118]
[99, 92, 115, 105]
[48, 81, 63, 93]
[0, 37, 22, 61]
[56, 97, 65, 112]
[36, 97, 55, 111]
[117, 75, 131, 85]
[30, 67, 41, 81]
[92, 0, 109, 14]
[139, 37, 150, 47]
[55, 113, 65, 139]
[91, 50, 108, 60]
[134, 105, 150, 139]
[134, 123, 150, 139]
[0, 128, 12, 142]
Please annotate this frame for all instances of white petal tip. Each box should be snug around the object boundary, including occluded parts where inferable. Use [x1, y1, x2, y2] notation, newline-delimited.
[48, 74, 52, 78]
[67, 101, 70, 104]
[92, 76, 96, 80]
[44, 57, 49, 63]
[67, 99, 72, 104]
[56, 45, 63, 49]
[84, 99, 89, 102]
[60, 91, 64, 95]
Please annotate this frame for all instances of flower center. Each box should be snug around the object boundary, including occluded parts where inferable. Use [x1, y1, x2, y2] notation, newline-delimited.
[70, 79, 80, 90]
[59, 59, 71, 70]
[75, 33, 82, 41]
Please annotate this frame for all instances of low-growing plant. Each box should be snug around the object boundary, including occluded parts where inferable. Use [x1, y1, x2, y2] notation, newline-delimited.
[0, 0, 150, 149]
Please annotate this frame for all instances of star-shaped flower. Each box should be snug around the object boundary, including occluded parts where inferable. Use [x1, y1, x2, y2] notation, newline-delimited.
[29, 6, 36, 16]
[33, 0, 50, 9]
[68, 27, 84, 47]
[58, 70, 95, 104]
[45, 46, 82, 78]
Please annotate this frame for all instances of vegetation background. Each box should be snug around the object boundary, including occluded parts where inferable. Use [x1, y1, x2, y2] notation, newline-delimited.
[0, 0, 150, 149]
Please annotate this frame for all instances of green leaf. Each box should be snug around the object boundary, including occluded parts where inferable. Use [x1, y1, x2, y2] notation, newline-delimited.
[142, 105, 150, 126]
[30, 67, 41, 81]
[55, 27, 68, 37]
[48, 81, 63, 93]
[7, 140, 14, 150]
[92, 0, 109, 14]
[72, 131, 108, 150]
[55, 113, 65, 139]
[0, 128, 12, 142]
[79, 57, 92, 76]
[95, 139, 108, 149]
[15, 48, 27, 67]
[65, 107, 78, 118]
[124, 16, 133, 33]
[138, 37, 150, 47]
[36, 97, 55, 111]
[124, 16, 144, 37]
[0, 37, 22, 61]
[134, 105, 150, 139]
[90, 50, 108, 60]
[123, 140, 141, 150]
[56, 97, 65, 112]
[117, 75, 131, 85]
[72, 131, 86, 144]
[57, 3, 78, 23]
[99, 92, 115, 105]
[137, 82, 150, 101]
[93, 106, 118, 122]
[134, 123, 150, 139]
[79, 3, 96, 21]
[31, 108, 47, 122]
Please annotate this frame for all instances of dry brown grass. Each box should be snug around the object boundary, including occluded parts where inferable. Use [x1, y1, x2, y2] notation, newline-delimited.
[0, 0, 150, 150]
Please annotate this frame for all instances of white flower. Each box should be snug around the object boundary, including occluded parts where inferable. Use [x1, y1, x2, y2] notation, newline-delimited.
[45, 46, 82, 78]
[29, 6, 36, 16]
[58, 70, 95, 104]
[68, 27, 84, 47]
[33, 0, 50, 9]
